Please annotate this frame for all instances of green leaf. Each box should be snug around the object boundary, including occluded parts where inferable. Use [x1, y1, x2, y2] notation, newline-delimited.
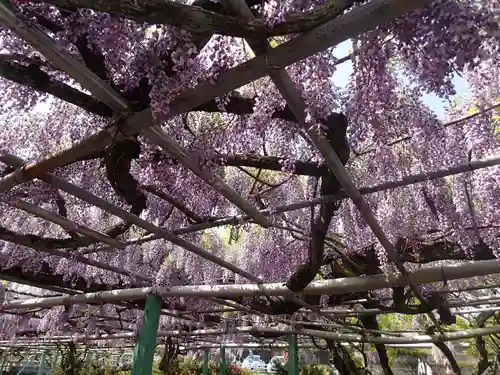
[467, 106, 478, 115]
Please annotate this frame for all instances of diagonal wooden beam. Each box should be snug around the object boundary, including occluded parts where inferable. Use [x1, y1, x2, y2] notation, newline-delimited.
[222, 0, 445, 334]
[0, 153, 261, 282]
[0, 0, 129, 113]
[142, 127, 270, 226]
[0, 0, 269, 227]
[0, 0, 432, 197]
[2, 198, 126, 249]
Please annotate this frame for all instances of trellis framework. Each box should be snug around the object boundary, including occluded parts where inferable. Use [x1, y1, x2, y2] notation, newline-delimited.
[0, 0, 499, 374]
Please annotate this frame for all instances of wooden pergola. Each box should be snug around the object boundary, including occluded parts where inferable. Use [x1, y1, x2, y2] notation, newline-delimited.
[0, 0, 499, 374]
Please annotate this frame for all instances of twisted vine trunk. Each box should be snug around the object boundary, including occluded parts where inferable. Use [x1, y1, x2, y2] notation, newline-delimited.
[158, 337, 180, 375]
[327, 341, 366, 375]
[476, 311, 496, 375]
[60, 344, 80, 375]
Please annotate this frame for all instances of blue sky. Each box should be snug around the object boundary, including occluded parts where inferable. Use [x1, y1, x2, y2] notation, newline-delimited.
[331, 41, 469, 120]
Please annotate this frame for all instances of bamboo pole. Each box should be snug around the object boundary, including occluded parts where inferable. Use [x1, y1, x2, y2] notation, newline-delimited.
[0, 153, 260, 282]
[0, 0, 431, 194]
[0, 2, 268, 227]
[183, 294, 500, 315]
[3, 324, 500, 345]
[295, 325, 500, 344]
[207, 295, 394, 337]
[2, 199, 126, 249]
[3, 283, 496, 316]
[454, 306, 500, 315]
[3, 258, 500, 309]
[112, 154, 500, 244]
[181, 342, 468, 350]
[0, 342, 472, 350]
[0, 0, 129, 113]
[314, 296, 500, 317]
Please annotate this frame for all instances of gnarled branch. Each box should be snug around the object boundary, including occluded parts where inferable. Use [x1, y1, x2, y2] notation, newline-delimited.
[0, 59, 113, 117]
[30, 0, 356, 38]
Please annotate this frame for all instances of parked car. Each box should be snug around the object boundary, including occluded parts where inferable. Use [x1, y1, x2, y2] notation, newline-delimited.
[267, 356, 285, 373]
[241, 355, 267, 373]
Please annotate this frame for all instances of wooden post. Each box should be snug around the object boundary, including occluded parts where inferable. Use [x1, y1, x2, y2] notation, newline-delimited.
[131, 295, 162, 375]
[288, 334, 298, 375]
[202, 349, 209, 375]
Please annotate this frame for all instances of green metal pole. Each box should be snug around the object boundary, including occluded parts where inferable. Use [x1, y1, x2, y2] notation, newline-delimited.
[219, 346, 225, 375]
[131, 295, 162, 375]
[288, 334, 298, 375]
[202, 349, 209, 375]
[0, 354, 4, 375]
[37, 350, 47, 375]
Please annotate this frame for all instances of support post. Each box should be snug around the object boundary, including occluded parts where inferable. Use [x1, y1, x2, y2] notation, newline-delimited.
[202, 349, 209, 375]
[219, 346, 225, 375]
[131, 295, 162, 375]
[288, 334, 298, 375]
[0, 353, 4, 375]
[37, 350, 46, 375]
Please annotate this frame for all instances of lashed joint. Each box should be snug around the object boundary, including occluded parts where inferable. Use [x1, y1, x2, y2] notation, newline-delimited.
[0, 165, 29, 194]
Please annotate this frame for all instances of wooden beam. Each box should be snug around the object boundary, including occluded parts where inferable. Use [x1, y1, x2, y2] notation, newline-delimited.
[0, 153, 262, 282]
[3, 258, 500, 309]
[3, 199, 126, 249]
[0, 0, 269, 226]
[0, 0, 433, 192]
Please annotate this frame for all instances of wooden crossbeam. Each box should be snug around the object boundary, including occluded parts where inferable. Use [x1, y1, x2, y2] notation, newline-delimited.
[0, 0, 431, 195]
[2, 258, 500, 306]
[0, 153, 261, 282]
[3, 199, 127, 250]
[0, 0, 269, 227]
[0, 0, 130, 113]
[222, 0, 442, 333]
